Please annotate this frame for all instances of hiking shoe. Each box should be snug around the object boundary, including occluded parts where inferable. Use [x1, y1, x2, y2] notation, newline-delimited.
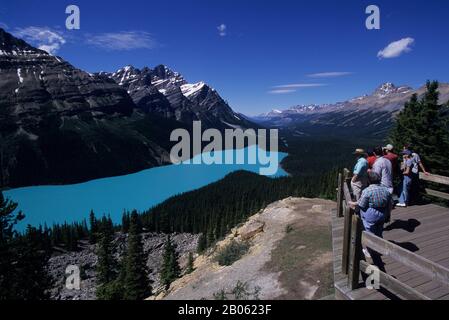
[363, 248, 372, 259]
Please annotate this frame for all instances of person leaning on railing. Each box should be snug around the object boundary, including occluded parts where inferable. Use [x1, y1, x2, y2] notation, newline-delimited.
[348, 171, 393, 238]
[351, 148, 369, 200]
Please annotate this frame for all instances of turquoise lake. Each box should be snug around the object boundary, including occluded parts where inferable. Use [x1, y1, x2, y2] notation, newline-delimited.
[5, 146, 288, 231]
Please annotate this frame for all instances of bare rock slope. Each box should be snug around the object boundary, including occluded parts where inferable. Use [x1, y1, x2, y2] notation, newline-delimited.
[48, 232, 199, 300]
[155, 197, 336, 300]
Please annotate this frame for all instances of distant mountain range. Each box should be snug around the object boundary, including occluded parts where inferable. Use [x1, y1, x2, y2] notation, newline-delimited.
[253, 82, 449, 138]
[0, 28, 256, 188]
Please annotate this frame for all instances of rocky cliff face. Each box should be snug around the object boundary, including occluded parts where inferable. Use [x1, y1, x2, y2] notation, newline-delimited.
[0, 28, 182, 188]
[105, 64, 257, 130]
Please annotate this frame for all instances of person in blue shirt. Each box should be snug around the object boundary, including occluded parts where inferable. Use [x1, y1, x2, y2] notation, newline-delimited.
[397, 150, 414, 207]
[349, 171, 392, 238]
[349, 171, 391, 267]
[351, 149, 369, 200]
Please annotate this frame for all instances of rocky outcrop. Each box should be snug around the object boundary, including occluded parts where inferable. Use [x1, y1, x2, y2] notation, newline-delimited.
[156, 197, 336, 300]
[238, 220, 265, 240]
[48, 232, 199, 300]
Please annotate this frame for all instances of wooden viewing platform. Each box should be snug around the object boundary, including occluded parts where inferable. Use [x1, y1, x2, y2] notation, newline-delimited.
[332, 170, 449, 300]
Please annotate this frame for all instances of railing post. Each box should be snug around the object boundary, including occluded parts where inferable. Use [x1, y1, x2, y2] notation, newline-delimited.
[348, 214, 363, 290]
[343, 168, 351, 182]
[341, 205, 353, 274]
[336, 173, 344, 218]
[341, 168, 356, 275]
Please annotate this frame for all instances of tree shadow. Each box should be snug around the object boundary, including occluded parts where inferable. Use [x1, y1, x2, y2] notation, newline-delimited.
[384, 219, 421, 233]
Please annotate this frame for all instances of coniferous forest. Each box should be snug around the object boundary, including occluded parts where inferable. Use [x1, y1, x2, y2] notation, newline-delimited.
[139, 170, 339, 247]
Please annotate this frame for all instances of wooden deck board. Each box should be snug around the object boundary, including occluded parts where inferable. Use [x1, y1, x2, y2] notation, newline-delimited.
[332, 203, 449, 300]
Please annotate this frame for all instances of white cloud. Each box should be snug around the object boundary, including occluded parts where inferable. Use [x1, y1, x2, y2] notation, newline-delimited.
[13, 26, 66, 54]
[0, 22, 8, 30]
[268, 89, 296, 94]
[377, 37, 415, 59]
[307, 72, 353, 78]
[268, 83, 326, 94]
[272, 83, 327, 89]
[86, 31, 158, 51]
[217, 24, 227, 37]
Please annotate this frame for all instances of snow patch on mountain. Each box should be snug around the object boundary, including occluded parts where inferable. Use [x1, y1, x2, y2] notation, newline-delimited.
[17, 68, 23, 83]
[180, 82, 205, 97]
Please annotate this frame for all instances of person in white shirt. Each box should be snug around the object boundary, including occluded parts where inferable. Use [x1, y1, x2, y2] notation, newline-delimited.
[371, 146, 393, 194]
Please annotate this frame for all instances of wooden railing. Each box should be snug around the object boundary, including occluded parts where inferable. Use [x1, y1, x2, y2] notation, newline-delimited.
[336, 169, 449, 300]
[420, 172, 449, 200]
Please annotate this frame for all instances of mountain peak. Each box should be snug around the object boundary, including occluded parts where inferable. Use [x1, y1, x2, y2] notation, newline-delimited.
[152, 64, 178, 79]
[373, 82, 412, 97]
[0, 27, 44, 55]
[114, 65, 138, 74]
[375, 82, 396, 94]
[112, 65, 141, 86]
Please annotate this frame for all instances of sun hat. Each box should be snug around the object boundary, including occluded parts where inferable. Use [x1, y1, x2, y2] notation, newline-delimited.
[353, 148, 366, 155]
[402, 149, 412, 156]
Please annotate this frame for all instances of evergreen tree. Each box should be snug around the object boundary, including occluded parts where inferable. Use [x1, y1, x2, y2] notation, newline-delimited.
[197, 233, 207, 253]
[13, 225, 52, 299]
[0, 193, 51, 300]
[160, 234, 181, 290]
[68, 227, 79, 251]
[0, 192, 24, 244]
[122, 212, 151, 300]
[206, 227, 215, 247]
[89, 210, 98, 244]
[96, 216, 119, 299]
[121, 211, 130, 234]
[390, 81, 449, 175]
[131, 210, 143, 233]
[186, 252, 194, 274]
[0, 192, 24, 299]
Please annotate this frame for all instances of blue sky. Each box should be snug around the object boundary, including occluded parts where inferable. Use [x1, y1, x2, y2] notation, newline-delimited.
[1, 0, 449, 115]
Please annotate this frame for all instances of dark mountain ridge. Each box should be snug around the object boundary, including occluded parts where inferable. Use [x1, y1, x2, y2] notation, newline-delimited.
[0, 30, 182, 187]
[0, 27, 262, 188]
